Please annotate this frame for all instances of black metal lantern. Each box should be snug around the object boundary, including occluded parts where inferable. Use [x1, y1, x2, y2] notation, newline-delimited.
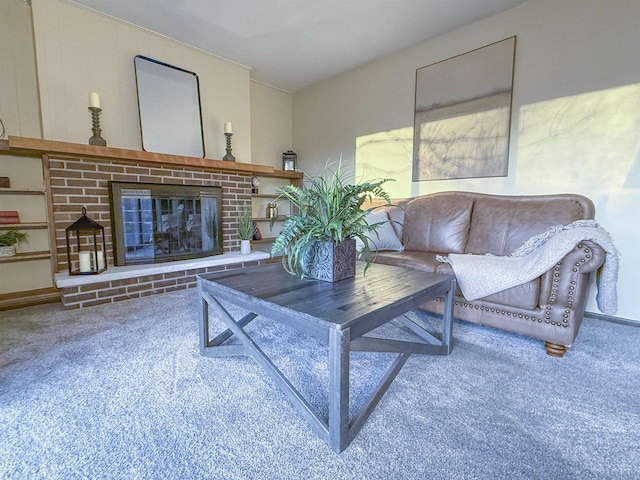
[282, 150, 297, 171]
[65, 207, 107, 275]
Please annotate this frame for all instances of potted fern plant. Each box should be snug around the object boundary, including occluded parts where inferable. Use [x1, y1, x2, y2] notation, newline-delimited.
[237, 206, 256, 255]
[271, 162, 392, 282]
[0, 228, 28, 257]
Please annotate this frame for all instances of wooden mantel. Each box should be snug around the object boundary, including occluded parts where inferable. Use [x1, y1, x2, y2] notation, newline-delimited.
[1, 136, 303, 179]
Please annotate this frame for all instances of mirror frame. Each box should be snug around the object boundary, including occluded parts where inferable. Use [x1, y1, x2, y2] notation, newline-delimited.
[134, 55, 205, 158]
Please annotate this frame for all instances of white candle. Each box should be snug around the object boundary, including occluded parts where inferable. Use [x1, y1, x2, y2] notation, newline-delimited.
[95, 249, 105, 270]
[89, 92, 101, 109]
[224, 121, 233, 134]
[79, 251, 92, 273]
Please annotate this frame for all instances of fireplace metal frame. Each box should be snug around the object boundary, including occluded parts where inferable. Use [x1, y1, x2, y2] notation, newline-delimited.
[109, 181, 223, 266]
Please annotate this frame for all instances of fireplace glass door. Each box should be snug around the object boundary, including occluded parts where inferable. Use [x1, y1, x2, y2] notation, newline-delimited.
[109, 182, 222, 265]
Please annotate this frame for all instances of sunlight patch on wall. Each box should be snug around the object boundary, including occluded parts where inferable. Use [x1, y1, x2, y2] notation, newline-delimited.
[355, 127, 413, 199]
[518, 83, 640, 320]
[414, 96, 509, 181]
[517, 83, 640, 194]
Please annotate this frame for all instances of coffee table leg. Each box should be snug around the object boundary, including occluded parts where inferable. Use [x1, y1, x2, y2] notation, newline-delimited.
[198, 283, 210, 356]
[200, 291, 330, 442]
[328, 327, 350, 453]
[441, 278, 456, 355]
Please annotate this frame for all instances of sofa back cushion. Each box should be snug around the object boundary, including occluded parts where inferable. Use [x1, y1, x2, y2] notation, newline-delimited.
[465, 195, 594, 255]
[403, 194, 473, 254]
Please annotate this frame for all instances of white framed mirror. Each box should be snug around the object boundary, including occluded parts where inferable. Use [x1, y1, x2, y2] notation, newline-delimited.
[134, 55, 205, 158]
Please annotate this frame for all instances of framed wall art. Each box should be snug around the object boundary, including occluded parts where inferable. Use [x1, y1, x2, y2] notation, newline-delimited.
[413, 36, 516, 181]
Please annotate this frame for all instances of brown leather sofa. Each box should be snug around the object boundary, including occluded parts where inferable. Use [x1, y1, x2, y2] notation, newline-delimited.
[374, 191, 606, 357]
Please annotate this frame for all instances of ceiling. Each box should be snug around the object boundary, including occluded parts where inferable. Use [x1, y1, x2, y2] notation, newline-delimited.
[68, 0, 528, 93]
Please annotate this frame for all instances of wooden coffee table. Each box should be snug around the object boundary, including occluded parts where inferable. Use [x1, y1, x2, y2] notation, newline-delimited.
[198, 262, 456, 452]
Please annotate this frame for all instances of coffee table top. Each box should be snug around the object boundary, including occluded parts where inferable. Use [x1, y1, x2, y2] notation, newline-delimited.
[198, 262, 454, 336]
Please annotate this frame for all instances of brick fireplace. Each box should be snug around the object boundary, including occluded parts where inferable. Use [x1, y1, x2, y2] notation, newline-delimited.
[47, 155, 259, 308]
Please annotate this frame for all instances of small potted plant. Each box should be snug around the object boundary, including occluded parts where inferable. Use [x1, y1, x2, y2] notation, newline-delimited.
[237, 207, 256, 255]
[271, 162, 393, 282]
[0, 228, 28, 257]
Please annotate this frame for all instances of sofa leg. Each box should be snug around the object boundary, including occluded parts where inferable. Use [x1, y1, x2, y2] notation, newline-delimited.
[544, 341, 567, 357]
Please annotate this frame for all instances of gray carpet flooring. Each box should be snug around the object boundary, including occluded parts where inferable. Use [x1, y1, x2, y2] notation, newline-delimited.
[1, 288, 639, 479]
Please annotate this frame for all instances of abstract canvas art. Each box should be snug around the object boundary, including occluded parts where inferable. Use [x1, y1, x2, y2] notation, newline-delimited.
[413, 37, 516, 181]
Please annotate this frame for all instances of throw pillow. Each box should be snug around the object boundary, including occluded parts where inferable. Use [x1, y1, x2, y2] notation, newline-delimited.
[355, 209, 404, 252]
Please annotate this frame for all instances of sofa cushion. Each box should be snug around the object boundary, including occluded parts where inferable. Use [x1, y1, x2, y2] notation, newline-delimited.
[480, 278, 540, 310]
[466, 196, 592, 255]
[403, 194, 473, 254]
[373, 251, 539, 309]
[372, 251, 454, 275]
[373, 251, 460, 295]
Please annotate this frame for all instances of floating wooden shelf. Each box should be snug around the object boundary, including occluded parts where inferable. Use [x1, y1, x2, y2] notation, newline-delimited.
[0, 251, 51, 263]
[0, 222, 49, 230]
[264, 256, 284, 264]
[252, 193, 283, 198]
[252, 216, 287, 222]
[257, 169, 303, 180]
[252, 237, 277, 244]
[0, 188, 45, 195]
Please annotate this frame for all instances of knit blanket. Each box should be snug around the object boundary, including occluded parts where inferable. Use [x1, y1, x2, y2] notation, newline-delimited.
[437, 220, 619, 314]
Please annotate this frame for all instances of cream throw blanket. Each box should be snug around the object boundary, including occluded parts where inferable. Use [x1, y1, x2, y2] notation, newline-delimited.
[437, 220, 619, 314]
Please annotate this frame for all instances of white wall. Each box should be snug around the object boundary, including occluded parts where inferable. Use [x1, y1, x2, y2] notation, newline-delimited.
[250, 81, 293, 169]
[30, 0, 251, 162]
[4, 0, 295, 166]
[293, 0, 640, 321]
[0, 0, 41, 138]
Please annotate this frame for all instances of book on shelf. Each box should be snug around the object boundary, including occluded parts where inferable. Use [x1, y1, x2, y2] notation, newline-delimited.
[0, 211, 19, 224]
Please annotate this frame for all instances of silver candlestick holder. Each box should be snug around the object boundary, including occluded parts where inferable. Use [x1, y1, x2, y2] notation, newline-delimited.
[223, 132, 235, 162]
[88, 107, 107, 146]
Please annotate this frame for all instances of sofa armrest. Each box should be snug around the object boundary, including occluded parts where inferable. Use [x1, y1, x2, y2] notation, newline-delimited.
[537, 240, 606, 338]
[540, 241, 605, 305]
[576, 240, 606, 273]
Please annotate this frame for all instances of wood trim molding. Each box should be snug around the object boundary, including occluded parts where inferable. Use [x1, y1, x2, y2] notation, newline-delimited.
[0, 287, 60, 311]
[42, 154, 58, 275]
[6, 136, 302, 178]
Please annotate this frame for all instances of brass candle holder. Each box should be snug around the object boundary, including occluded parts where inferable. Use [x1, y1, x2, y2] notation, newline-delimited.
[88, 107, 107, 146]
[223, 132, 235, 162]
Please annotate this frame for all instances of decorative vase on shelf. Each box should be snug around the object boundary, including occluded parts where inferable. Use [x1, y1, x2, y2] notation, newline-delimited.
[0, 245, 16, 257]
[240, 239, 251, 255]
[0, 229, 27, 257]
[237, 206, 255, 255]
